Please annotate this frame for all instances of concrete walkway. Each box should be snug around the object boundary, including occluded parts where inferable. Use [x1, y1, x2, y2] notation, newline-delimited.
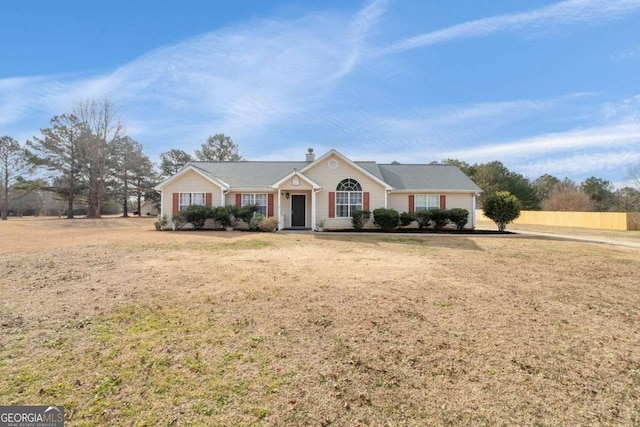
[511, 230, 640, 249]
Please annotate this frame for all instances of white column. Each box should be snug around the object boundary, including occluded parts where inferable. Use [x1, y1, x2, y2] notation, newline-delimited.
[311, 189, 317, 230]
[472, 192, 477, 228]
[277, 189, 283, 230]
[221, 188, 226, 206]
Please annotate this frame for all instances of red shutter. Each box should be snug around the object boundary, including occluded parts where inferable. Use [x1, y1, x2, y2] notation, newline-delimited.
[235, 193, 242, 207]
[172, 193, 179, 215]
[205, 193, 212, 207]
[268, 194, 274, 217]
[440, 195, 446, 210]
[363, 192, 370, 211]
[408, 195, 415, 213]
[328, 192, 335, 218]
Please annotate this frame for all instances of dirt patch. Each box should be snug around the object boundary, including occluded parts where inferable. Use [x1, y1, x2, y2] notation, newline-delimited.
[1, 217, 639, 425]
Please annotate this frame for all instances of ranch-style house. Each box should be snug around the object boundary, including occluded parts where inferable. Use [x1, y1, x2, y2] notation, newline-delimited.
[154, 148, 481, 230]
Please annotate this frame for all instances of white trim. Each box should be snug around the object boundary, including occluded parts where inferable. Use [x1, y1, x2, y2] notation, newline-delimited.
[299, 149, 393, 190]
[271, 169, 321, 190]
[154, 164, 229, 191]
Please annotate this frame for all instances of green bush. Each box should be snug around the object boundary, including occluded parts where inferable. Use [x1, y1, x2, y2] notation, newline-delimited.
[447, 208, 469, 231]
[483, 191, 521, 232]
[214, 205, 236, 228]
[183, 205, 215, 230]
[372, 208, 399, 232]
[258, 216, 279, 232]
[414, 210, 432, 229]
[351, 210, 371, 230]
[399, 212, 415, 227]
[429, 208, 449, 231]
[236, 204, 259, 225]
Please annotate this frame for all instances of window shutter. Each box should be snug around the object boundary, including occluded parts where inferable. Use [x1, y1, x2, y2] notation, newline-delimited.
[268, 194, 274, 217]
[363, 192, 370, 211]
[408, 195, 415, 213]
[205, 193, 212, 207]
[329, 192, 335, 218]
[173, 193, 179, 215]
[235, 193, 242, 208]
[440, 195, 446, 209]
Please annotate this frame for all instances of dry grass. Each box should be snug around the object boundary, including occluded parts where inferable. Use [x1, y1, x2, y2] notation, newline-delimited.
[1, 217, 639, 426]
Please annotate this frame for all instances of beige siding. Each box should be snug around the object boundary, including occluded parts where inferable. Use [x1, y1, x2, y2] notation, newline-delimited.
[388, 192, 475, 229]
[304, 153, 387, 230]
[161, 170, 223, 219]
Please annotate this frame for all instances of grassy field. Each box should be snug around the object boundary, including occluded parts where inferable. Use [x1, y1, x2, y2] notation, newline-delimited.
[1, 217, 639, 426]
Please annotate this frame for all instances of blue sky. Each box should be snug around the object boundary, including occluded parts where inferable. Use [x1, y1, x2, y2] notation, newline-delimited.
[2, 0, 640, 187]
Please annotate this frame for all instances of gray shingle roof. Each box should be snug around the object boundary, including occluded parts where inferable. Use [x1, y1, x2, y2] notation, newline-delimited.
[378, 164, 481, 191]
[191, 161, 307, 188]
[187, 160, 479, 192]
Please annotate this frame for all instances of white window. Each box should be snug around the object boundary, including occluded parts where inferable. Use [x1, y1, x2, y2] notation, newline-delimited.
[179, 192, 205, 211]
[415, 194, 439, 211]
[336, 178, 362, 217]
[242, 193, 268, 216]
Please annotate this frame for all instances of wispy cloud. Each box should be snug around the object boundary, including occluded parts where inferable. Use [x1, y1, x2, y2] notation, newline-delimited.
[442, 123, 640, 162]
[378, 0, 640, 55]
[611, 44, 640, 61]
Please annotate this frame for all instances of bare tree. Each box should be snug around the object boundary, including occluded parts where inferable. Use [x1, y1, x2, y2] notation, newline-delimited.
[543, 179, 596, 211]
[74, 99, 124, 218]
[0, 136, 35, 220]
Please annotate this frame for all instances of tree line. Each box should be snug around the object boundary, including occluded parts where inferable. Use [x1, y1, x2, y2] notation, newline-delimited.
[0, 99, 243, 220]
[2, 101, 638, 219]
[442, 159, 640, 212]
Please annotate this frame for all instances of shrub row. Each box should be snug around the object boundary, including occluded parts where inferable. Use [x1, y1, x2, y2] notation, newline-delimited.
[352, 207, 470, 232]
[170, 204, 277, 231]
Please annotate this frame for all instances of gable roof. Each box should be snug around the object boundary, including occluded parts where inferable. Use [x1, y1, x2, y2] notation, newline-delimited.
[154, 164, 229, 191]
[378, 164, 481, 192]
[300, 149, 392, 190]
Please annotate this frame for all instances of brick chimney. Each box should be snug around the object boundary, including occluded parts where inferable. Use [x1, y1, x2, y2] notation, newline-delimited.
[305, 148, 315, 162]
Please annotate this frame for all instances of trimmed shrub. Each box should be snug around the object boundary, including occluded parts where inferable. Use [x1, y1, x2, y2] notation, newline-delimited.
[483, 191, 521, 232]
[429, 208, 449, 231]
[447, 208, 469, 231]
[214, 205, 236, 229]
[415, 210, 432, 229]
[236, 204, 259, 226]
[258, 216, 279, 232]
[372, 208, 400, 232]
[399, 211, 415, 227]
[182, 205, 215, 230]
[351, 209, 371, 230]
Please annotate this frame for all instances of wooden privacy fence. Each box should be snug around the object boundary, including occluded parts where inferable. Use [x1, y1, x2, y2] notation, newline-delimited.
[476, 210, 640, 231]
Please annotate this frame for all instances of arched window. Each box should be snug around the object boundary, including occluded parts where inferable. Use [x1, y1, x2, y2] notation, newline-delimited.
[336, 178, 363, 217]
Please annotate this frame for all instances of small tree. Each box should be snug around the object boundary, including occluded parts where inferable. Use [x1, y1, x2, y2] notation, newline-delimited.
[447, 208, 469, 231]
[372, 208, 399, 232]
[483, 191, 521, 232]
[351, 209, 371, 230]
